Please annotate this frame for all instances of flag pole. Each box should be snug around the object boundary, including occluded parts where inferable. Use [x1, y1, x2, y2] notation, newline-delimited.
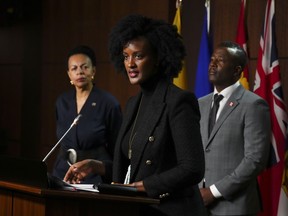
[176, 0, 182, 9]
[205, 0, 210, 34]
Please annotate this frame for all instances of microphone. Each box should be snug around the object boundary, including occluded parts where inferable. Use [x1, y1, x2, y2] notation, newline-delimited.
[42, 114, 82, 162]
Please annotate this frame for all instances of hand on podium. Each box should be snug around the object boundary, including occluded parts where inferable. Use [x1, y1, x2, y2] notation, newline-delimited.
[124, 181, 145, 192]
[64, 159, 105, 184]
[97, 182, 147, 196]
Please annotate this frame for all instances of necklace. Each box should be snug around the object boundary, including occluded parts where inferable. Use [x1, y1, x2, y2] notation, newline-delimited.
[124, 95, 143, 184]
[128, 95, 143, 160]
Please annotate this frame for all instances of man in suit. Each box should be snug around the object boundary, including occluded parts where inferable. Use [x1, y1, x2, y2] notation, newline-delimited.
[198, 41, 271, 216]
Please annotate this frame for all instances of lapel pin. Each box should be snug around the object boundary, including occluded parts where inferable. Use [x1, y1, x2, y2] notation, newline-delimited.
[229, 102, 234, 107]
[92, 102, 97, 106]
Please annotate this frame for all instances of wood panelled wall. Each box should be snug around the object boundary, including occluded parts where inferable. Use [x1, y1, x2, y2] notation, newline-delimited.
[0, 0, 287, 171]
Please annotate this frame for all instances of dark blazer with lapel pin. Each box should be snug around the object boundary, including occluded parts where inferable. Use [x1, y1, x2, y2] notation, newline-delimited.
[53, 86, 122, 183]
[113, 78, 206, 216]
[198, 84, 271, 215]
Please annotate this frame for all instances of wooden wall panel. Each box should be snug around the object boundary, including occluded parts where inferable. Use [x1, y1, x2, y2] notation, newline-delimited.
[210, 0, 240, 45]
[275, 0, 288, 58]
[246, 0, 266, 58]
[0, 26, 24, 64]
[0, 67, 22, 156]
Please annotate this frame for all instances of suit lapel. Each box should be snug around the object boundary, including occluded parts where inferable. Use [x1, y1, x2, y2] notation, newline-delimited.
[201, 94, 214, 145]
[130, 79, 168, 180]
[207, 85, 245, 146]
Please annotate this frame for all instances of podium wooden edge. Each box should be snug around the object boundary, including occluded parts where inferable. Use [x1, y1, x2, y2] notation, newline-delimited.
[0, 180, 42, 195]
[0, 180, 159, 205]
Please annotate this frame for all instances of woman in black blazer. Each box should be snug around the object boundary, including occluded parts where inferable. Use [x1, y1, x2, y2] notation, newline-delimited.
[64, 15, 206, 216]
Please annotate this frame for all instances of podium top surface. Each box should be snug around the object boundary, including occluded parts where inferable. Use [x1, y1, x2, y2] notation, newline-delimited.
[0, 156, 159, 205]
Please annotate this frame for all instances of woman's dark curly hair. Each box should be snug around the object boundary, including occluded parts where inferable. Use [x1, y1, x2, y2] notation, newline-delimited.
[108, 14, 186, 78]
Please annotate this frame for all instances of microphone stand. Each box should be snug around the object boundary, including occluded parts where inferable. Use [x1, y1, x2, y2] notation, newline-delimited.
[42, 114, 82, 163]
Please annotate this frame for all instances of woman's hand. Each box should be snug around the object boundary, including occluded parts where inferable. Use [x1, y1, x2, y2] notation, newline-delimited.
[64, 159, 105, 183]
[127, 180, 146, 192]
[111, 181, 146, 192]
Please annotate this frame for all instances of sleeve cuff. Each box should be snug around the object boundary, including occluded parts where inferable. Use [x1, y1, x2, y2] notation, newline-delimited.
[210, 184, 222, 198]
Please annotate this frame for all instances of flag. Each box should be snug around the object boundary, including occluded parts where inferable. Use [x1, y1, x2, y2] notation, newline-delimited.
[194, 0, 212, 98]
[173, 0, 188, 90]
[253, 0, 288, 215]
[235, 0, 249, 90]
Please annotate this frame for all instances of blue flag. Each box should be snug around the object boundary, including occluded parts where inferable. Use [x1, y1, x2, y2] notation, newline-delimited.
[194, 8, 212, 98]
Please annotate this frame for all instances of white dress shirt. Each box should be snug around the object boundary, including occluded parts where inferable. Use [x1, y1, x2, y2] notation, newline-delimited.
[210, 81, 240, 198]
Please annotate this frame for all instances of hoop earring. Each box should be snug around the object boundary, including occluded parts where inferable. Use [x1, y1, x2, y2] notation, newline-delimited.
[70, 80, 74, 85]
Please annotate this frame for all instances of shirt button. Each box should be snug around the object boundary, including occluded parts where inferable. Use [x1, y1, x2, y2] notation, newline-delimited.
[205, 148, 210, 152]
[148, 136, 155, 142]
[146, 160, 152, 165]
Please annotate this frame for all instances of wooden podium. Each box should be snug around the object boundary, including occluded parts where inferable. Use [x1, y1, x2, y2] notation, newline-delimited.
[0, 156, 159, 216]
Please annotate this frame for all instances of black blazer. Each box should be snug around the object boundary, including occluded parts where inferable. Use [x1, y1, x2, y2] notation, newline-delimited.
[53, 86, 122, 183]
[113, 78, 206, 216]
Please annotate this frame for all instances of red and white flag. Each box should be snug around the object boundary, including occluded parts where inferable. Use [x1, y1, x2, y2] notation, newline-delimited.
[236, 0, 249, 90]
[254, 0, 288, 215]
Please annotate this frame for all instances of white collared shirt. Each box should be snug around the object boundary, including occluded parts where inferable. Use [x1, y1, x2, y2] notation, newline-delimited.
[209, 81, 240, 198]
[212, 81, 240, 121]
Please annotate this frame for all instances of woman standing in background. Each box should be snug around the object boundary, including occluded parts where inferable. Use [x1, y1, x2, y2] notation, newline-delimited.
[53, 45, 122, 184]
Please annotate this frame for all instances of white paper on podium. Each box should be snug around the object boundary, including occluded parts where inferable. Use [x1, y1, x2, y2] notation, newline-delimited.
[62, 183, 99, 192]
[72, 184, 99, 192]
[62, 181, 99, 193]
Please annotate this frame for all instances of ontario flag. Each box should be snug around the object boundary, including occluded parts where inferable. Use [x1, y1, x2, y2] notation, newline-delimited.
[254, 0, 288, 216]
[235, 0, 249, 90]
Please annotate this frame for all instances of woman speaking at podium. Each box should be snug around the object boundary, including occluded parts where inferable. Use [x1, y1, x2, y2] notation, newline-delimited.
[64, 15, 206, 216]
[52, 45, 122, 184]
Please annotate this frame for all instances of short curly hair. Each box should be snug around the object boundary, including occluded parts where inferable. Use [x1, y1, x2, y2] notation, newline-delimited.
[67, 45, 97, 67]
[108, 14, 186, 78]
